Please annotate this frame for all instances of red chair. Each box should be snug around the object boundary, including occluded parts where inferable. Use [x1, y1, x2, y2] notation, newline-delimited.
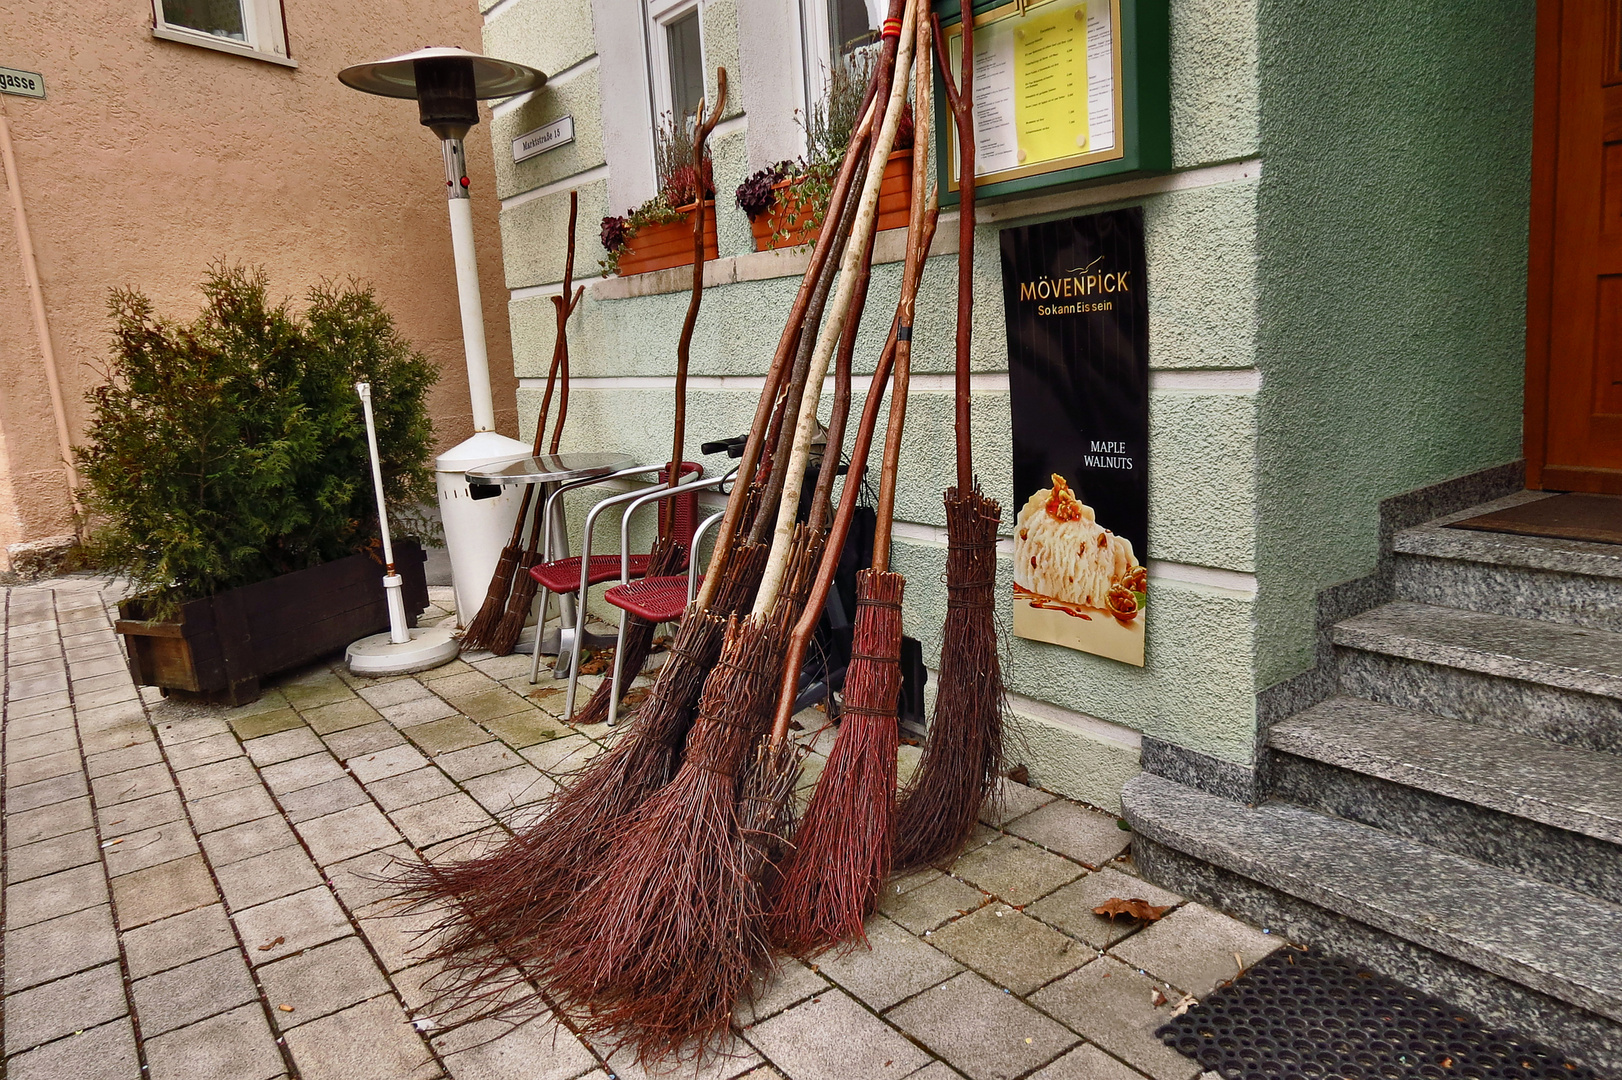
[527, 462, 702, 686]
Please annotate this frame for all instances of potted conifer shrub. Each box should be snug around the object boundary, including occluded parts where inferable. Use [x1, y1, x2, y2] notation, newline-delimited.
[79, 265, 439, 704]
[601, 114, 719, 276]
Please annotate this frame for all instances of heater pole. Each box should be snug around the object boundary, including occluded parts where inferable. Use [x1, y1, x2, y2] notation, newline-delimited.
[443, 137, 496, 432]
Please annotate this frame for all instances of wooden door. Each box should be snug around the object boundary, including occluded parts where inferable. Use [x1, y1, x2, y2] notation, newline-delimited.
[1528, 0, 1622, 492]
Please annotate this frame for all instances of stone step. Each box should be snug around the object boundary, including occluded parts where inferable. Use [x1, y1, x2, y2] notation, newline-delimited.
[1268, 697, 1622, 903]
[1121, 773, 1622, 1028]
[1393, 523, 1622, 633]
[1333, 602, 1622, 754]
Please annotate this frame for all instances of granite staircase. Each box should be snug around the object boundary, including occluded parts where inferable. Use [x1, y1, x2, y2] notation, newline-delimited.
[1122, 495, 1622, 1070]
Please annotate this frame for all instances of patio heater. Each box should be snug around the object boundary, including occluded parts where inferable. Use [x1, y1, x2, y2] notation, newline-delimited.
[338, 47, 547, 628]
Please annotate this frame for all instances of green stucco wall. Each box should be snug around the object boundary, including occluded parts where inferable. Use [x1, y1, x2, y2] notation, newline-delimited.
[1252, 0, 1535, 688]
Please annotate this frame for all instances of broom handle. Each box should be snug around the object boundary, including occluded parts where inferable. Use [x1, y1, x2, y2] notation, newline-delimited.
[933, 13, 975, 493]
[549, 191, 584, 456]
[768, 207, 939, 745]
[668, 70, 728, 536]
[872, 2, 933, 575]
[807, 204, 877, 535]
[752, 0, 918, 618]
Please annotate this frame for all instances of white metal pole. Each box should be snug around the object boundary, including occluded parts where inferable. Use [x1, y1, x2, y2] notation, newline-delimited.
[356, 383, 411, 645]
[443, 137, 496, 433]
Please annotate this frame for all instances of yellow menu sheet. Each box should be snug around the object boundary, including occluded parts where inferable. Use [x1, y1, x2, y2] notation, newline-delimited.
[1012, 3, 1088, 163]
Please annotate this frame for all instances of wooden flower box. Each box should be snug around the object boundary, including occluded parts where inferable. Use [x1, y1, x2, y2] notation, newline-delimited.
[114, 541, 429, 706]
[616, 201, 721, 276]
[748, 150, 916, 253]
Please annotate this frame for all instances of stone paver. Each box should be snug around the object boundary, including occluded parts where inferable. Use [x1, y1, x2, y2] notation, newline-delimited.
[0, 579, 1277, 1080]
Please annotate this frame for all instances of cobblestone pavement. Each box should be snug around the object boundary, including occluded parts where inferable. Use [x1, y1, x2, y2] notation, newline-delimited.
[2, 575, 1280, 1080]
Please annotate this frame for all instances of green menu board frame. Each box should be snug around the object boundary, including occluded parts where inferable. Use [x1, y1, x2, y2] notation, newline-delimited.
[931, 0, 1170, 203]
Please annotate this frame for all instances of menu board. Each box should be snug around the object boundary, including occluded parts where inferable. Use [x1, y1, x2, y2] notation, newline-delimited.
[946, 0, 1125, 189]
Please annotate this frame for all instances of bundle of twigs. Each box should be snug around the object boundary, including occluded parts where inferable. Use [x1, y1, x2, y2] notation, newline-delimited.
[892, 12, 1006, 870]
[572, 72, 728, 724]
[769, 2, 935, 952]
[475, 192, 587, 656]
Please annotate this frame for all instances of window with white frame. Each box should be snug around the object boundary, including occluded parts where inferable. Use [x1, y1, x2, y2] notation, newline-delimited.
[151, 0, 295, 67]
[646, 0, 706, 124]
[800, 0, 881, 116]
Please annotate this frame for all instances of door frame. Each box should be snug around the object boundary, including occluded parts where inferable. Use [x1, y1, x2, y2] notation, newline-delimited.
[1525, 0, 1563, 490]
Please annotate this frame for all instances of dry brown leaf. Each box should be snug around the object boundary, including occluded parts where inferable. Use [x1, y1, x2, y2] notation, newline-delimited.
[621, 686, 651, 710]
[1151, 987, 1167, 1007]
[1093, 897, 1174, 922]
[257, 935, 286, 951]
[651, 635, 672, 651]
[578, 649, 615, 676]
[278, 1004, 295, 1012]
[1005, 764, 1030, 785]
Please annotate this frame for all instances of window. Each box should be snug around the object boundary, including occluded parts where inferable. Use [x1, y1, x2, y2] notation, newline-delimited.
[646, 0, 705, 124]
[151, 0, 295, 67]
[800, 0, 881, 118]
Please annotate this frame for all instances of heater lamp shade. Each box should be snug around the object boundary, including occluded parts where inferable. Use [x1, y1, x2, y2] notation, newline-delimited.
[338, 47, 545, 101]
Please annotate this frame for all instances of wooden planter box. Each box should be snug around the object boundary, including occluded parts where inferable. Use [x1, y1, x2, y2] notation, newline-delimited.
[616, 200, 720, 276]
[748, 150, 915, 253]
[115, 541, 429, 706]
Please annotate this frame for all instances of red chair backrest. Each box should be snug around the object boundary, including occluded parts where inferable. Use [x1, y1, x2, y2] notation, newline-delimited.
[656, 461, 703, 564]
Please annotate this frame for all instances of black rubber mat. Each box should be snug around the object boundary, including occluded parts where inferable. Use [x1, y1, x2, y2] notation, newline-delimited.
[1156, 947, 1600, 1080]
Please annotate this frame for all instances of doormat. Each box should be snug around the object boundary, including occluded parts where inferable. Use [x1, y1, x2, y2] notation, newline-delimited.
[1156, 947, 1600, 1080]
[1449, 493, 1622, 546]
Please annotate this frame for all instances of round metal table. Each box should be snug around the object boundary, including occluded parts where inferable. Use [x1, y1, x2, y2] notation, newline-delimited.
[464, 452, 640, 664]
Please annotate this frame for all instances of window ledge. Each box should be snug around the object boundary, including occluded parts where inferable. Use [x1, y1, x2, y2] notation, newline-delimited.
[151, 25, 298, 68]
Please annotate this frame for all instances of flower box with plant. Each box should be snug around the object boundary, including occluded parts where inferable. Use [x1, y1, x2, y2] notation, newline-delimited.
[737, 54, 915, 252]
[601, 115, 720, 277]
[81, 265, 439, 704]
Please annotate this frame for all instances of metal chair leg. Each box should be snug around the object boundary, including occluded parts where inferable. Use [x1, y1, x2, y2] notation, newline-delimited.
[563, 590, 587, 719]
[527, 584, 551, 684]
[606, 608, 633, 727]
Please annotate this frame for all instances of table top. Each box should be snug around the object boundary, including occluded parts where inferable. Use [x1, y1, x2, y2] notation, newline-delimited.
[465, 452, 638, 486]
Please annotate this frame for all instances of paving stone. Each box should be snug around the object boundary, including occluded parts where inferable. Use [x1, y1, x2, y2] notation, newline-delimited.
[889, 971, 1079, 1080]
[219, 690, 292, 720]
[367, 766, 460, 810]
[435, 740, 525, 781]
[7, 747, 83, 787]
[1106, 903, 1280, 997]
[175, 756, 260, 799]
[357, 899, 450, 972]
[75, 699, 144, 730]
[122, 903, 238, 978]
[407, 716, 493, 755]
[463, 764, 554, 813]
[419, 825, 506, 866]
[5, 902, 119, 988]
[110, 853, 218, 929]
[7, 708, 77, 740]
[5, 862, 106, 930]
[258, 935, 393, 1029]
[734, 959, 829, 1027]
[297, 803, 403, 865]
[8, 795, 94, 845]
[982, 778, 1058, 828]
[519, 733, 600, 775]
[165, 733, 243, 771]
[358, 678, 435, 709]
[380, 695, 461, 728]
[880, 872, 990, 934]
[467, 652, 535, 681]
[303, 697, 385, 735]
[8, 725, 78, 760]
[1031, 1045, 1150, 1080]
[390, 792, 493, 848]
[188, 782, 280, 832]
[76, 686, 143, 713]
[601, 1033, 763, 1080]
[9, 672, 70, 700]
[132, 948, 259, 1036]
[1027, 870, 1183, 950]
[9, 691, 72, 717]
[481, 706, 577, 749]
[428, 670, 499, 700]
[262, 752, 348, 794]
[745, 988, 930, 1080]
[234, 885, 352, 964]
[91, 762, 170, 806]
[217, 844, 326, 910]
[802, 914, 960, 1010]
[3, 962, 128, 1056]
[452, 688, 534, 724]
[1029, 958, 1201, 1080]
[950, 834, 1084, 906]
[81, 721, 157, 756]
[5, 1016, 140, 1080]
[245, 726, 327, 766]
[348, 743, 431, 782]
[281, 774, 372, 822]
[104, 821, 201, 876]
[143, 1002, 285, 1080]
[10, 770, 90, 812]
[324, 721, 407, 761]
[282, 677, 359, 712]
[6, 827, 99, 882]
[156, 716, 231, 744]
[230, 706, 307, 740]
[201, 812, 299, 866]
[282, 994, 439, 1080]
[928, 903, 1090, 995]
[95, 782, 180, 837]
[327, 844, 419, 910]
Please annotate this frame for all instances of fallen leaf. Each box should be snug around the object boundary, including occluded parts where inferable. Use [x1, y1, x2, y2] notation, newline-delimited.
[651, 635, 672, 651]
[621, 686, 651, 710]
[1005, 764, 1030, 785]
[278, 1004, 295, 1012]
[1170, 994, 1197, 1017]
[256, 935, 286, 951]
[1151, 987, 1167, 1007]
[1441, 1058, 1453, 1068]
[578, 649, 615, 676]
[1093, 897, 1173, 922]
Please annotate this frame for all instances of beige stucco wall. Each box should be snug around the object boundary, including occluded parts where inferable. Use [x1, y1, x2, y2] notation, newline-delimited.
[0, 0, 518, 567]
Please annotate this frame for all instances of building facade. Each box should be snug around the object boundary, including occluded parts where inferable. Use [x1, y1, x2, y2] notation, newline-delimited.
[0, 0, 520, 571]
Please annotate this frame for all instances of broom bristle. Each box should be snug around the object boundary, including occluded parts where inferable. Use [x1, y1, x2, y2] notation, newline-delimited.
[571, 536, 683, 725]
[769, 568, 904, 954]
[486, 553, 541, 656]
[462, 545, 523, 650]
[892, 485, 1004, 871]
